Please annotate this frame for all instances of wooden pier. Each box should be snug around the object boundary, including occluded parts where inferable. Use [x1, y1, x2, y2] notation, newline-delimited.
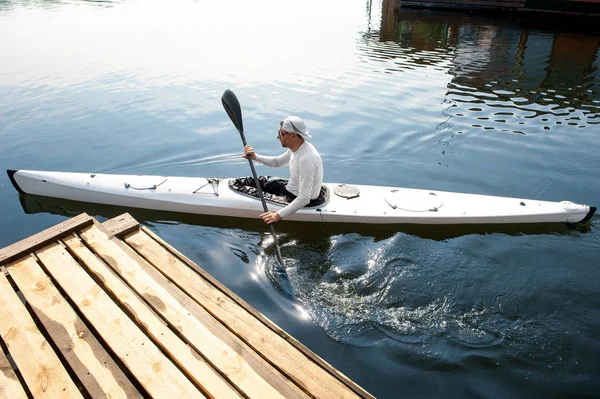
[0, 213, 373, 398]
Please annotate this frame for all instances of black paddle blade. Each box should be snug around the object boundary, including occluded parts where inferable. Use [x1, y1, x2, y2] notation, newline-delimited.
[221, 89, 244, 135]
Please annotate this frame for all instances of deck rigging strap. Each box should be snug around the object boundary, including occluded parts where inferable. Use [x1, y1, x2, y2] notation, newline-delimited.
[385, 190, 443, 212]
[124, 178, 168, 190]
[193, 178, 222, 196]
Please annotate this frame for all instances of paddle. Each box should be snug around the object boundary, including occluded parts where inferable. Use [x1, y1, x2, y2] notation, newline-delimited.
[221, 89, 285, 268]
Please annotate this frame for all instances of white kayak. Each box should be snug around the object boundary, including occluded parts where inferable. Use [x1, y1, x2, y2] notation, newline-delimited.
[7, 169, 596, 225]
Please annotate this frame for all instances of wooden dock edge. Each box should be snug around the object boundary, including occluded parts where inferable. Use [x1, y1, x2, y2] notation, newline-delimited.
[0, 213, 140, 268]
[0, 213, 94, 267]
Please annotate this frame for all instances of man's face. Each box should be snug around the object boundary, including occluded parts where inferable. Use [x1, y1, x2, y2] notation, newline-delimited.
[277, 122, 293, 148]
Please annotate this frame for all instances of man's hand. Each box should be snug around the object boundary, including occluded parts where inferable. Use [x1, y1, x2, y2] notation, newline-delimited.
[243, 145, 256, 160]
[260, 212, 281, 224]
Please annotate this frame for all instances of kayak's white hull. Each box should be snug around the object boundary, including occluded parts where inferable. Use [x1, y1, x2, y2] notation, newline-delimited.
[7, 170, 596, 225]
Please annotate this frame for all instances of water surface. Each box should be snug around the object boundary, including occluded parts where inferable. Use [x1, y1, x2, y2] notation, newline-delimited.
[1, 1, 599, 397]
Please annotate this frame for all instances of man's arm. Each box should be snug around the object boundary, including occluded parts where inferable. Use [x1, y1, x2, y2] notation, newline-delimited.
[244, 144, 291, 168]
[255, 151, 291, 168]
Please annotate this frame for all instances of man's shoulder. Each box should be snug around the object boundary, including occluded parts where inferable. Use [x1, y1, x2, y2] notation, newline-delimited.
[310, 143, 322, 162]
[303, 141, 321, 156]
[299, 144, 322, 169]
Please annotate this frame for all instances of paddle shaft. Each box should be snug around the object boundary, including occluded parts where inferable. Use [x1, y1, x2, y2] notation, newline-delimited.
[221, 89, 285, 267]
[242, 142, 285, 266]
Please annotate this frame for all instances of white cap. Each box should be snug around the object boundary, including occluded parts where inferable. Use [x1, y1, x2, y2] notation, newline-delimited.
[282, 116, 311, 140]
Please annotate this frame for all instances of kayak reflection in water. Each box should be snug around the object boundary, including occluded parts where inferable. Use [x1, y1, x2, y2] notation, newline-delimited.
[243, 116, 324, 224]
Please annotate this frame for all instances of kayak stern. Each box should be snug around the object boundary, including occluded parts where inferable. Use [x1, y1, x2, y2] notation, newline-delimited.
[7, 170, 25, 194]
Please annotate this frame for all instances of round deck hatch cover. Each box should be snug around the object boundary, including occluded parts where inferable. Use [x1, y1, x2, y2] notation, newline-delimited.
[334, 184, 360, 199]
[385, 190, 444, 212]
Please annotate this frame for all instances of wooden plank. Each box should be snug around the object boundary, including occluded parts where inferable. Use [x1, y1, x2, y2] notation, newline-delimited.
[62, 233, 241, 399]
[8, 255, 142, 399]
[127, 228, 373, 399]
[0, 213, 93, 266]
[0, 270, 82, 398]
[79, 224, 305, 399]
[0, 345, 27, 399]
[34, 242, 205, 398]
[101, 213, 140, 238]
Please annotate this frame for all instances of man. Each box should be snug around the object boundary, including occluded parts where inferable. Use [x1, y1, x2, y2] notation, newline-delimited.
[243, 116, 323, 224]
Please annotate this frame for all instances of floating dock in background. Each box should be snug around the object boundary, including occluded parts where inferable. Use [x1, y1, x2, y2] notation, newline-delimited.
[0, 213, 373, 398]
[397, 0, 600, 16]
[399, 0, 525, 11]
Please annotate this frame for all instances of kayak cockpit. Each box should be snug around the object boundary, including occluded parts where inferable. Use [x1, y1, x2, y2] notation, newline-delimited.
[228, 176, 329, 208]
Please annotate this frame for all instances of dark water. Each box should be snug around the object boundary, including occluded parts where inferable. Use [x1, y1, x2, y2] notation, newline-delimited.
[1, 0, 600, 397]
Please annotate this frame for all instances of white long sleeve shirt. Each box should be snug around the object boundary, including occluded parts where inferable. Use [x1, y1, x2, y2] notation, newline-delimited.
[254, 142, 323, 219]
